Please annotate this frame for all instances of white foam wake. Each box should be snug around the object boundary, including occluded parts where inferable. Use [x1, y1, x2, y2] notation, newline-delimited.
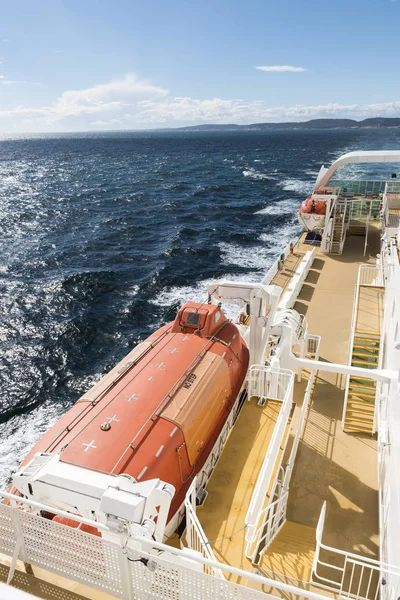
[255, 198, 299, 216]
[242, 168, 273, 181]
[278, 179, 313, 195]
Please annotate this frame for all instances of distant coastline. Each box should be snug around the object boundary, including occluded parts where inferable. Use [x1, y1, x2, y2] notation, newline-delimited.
[166, 117, 400, 132]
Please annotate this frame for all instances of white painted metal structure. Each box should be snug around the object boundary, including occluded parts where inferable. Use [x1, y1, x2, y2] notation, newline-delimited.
[341, 264, 384, 431]
[312, 501, 400, 600]
[248, 336, 320, 563]
[12, 453, 175, 543]
[207, 280, 281, 365]
[316, 150, 400, 188]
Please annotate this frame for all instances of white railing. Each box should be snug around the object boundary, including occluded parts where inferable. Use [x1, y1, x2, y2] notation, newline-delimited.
[359, 264, 383, 287]
[386, 180, 400, 194]
[0, 490, 346, 600]
[184, 477, 224, 578]
[253, 483, 289, 561]
[388, 212, 400, 229]
[329, 179, 387, 196]
[0, 490, 128, 598]
[312, 502, 400, 600]
[278, 248, 316, 310]
[248, 365, 294, 406]
[342, 264, 383, 429]
[253, 336, 320, 562]
[262, 239, 297, 285]
[245, 369, 295, 556]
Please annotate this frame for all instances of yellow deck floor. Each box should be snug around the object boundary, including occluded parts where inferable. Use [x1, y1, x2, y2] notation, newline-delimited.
[355, 285, 384, 335]
[198, 399, 282, 584]
[288, 226, 380, 558]
[271, 249, 305, 292]
[259, 521, 316, 583]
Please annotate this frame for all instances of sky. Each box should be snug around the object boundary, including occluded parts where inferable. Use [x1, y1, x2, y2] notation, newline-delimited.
[0, 0, 400, 132]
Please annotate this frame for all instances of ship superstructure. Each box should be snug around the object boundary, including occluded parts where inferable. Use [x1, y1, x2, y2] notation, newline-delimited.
[0, 150, 400, 600]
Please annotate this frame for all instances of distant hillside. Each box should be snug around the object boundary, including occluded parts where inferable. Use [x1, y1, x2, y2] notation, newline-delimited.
[172, 118, 400, 131]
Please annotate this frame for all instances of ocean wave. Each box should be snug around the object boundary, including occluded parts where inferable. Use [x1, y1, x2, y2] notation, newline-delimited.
[151, 272, 258, 321]
[259, 220, 300, 245]
[219, 241, 275, 271]
[242, 168, 273, 181]
[278, 179, 313, 195]
[255, 199, 299, 216]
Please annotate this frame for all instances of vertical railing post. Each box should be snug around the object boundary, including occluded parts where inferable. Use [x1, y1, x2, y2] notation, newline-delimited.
[7, 500, 29, 584]
[121, 547, 135, 600]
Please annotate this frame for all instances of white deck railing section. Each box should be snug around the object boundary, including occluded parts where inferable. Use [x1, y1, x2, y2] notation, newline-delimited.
[0, 488, 348, 600]
[312, 502, 400, 600]
[250, 335, 321, 562]
[248, 365, 294, 406]
[184, 477, 224, 579]
[261, 239, 297, 286]
[245, 368, 294, 557]
[342, 264, 384, 430]
[278, 248, 316, 310]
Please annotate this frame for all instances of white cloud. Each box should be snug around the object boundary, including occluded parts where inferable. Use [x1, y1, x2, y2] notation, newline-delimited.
[1, 71, 400, 132]
[0, 73, 169, 130]
[53, 73, 167, 118]
[91, 118, 123, 127]
[255, 65, 307, 72]
[1, 80, 29, 85]
[133, 96, 400, 125]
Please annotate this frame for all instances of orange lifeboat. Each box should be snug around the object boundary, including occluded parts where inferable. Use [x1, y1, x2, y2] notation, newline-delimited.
[299, 196, 326, 215]
[18, 301, 249, 527]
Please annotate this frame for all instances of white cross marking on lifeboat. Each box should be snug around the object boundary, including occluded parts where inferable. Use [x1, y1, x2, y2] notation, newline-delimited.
[148, 376, 154, 381]
[82, 440, 97, 452]
[156, 362, 165, 369]
[182, 336, 190, 341]
[170, 348, 178, 354]
[126, 393, 139, 402]
[105, 415, 119, 424]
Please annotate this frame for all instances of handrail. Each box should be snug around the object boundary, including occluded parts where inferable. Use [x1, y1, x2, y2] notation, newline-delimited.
[278, 248, 316, 310]
[342, 264, 384, 430]
[2, 485, 397, 600]
[262, 239, 297, 285]
[184, 477, 224, 578]
[248, 336, 320, 561]
[312, 501, 400, 599]
[136, 535, 337, 600]
[342, 266, 372, 429]
[245, 369, 294, 552]
[248, 365, 293, 404]
[0, 489, 108, 531]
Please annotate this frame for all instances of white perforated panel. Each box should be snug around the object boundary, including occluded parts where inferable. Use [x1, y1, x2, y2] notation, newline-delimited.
[18, 512, 125, 597]
[0, 503, 17, 556]
[0, 502, 299, 600]
[129, 552, 273, 600]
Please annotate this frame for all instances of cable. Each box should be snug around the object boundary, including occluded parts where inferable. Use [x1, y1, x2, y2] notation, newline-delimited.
[202, 524, 248, 546]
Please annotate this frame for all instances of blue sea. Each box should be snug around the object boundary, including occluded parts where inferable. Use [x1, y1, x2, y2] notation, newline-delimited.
[1, 128, 400, 486]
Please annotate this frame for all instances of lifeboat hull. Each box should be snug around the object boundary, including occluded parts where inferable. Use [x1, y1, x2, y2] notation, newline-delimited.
[298, 212, 326, 232]
[16, 301, 249, 531]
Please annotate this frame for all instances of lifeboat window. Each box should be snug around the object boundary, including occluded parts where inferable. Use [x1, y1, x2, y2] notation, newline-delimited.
[185, 312, 201, 326]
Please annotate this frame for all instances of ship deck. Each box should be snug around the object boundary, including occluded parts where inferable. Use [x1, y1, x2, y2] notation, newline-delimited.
[197, 399, 287, 584]
[259, 225, 382, 592]
[195, 225, 381, 594]
[0, 226, 383, 599]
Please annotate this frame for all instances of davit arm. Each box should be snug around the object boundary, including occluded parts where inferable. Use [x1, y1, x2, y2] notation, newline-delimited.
[207, 280, 282, 365]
